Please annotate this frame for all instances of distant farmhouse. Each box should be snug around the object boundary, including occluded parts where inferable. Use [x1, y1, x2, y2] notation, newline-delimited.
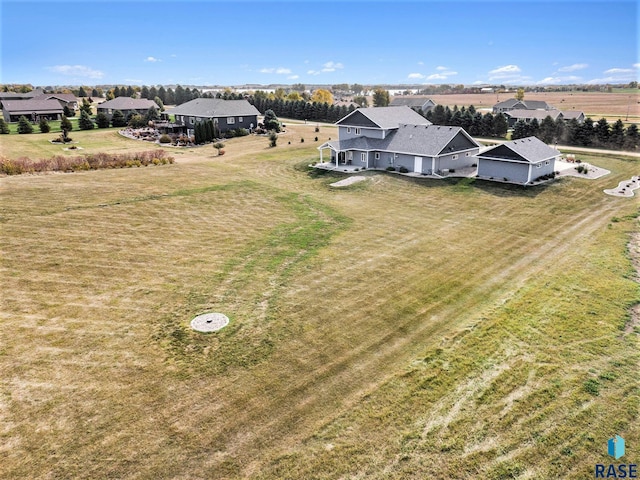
[389, 96, 437, 113]
[318, 106, 480, 174]
[97, 97, 158, 121]
[163, 98, 260, 136]
[476, 136, 560, 185]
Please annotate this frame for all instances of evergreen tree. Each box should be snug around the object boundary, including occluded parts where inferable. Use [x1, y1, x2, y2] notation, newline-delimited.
[528, 118, 540, 139]
[450, 110, 463, 127]
[91, 88, 100, 97]
[113, 86, 121, 97]
[624, 124, 639, 150]
[154, 96, 164, 111]
[263, 109, 280, 132]
[157, 86, 167, 104]
[111, 110, 126, 128]
[194, 121, 204, 144]
[38, 117, 50, 133]
[141, 86, 150, 99]
[481, 113, 494, 136]
[444, 106, 453, 125]
[539, 116, 556, 143]
[144, 107, 159, 123]
[95, 111, 110, 128]
[149, 86, 158, 101]
[125, 86, 135, 97]
[78, 110, 95, 130]
[577, 118, 594, 146]
[78, 86, 87, 97]
[60, 114, 73, 131]
[469, 112, 483, 136]
[80, 98, 92, 115]
[175, 85, 186, 105]
[594, 118, 610, 146]
[0, 118, 10, 134]
[609, 119, 625, 149]
[17, 115, 34, 134]
[165, 88, 175, 105]
[63, 105, 75, 117]
[512, 120, 528, 140]
[554, 117, 566, 144]
[431, 105, 446, 125]
[493, 113, 508, 138]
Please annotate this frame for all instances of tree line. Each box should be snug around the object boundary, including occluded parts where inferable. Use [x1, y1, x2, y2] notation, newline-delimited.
[423, 105, 509, 138]
[511, 116, 638, 150]
[247, 96, 357, 123]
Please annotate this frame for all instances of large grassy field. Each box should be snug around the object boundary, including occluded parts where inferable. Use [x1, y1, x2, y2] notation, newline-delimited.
[1, 126, 638, 479]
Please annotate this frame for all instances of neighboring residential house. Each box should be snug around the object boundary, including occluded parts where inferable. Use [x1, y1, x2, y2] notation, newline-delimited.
[390, 96, 436, 113]
[476, 136, 560, 185]
[317, 106, 480, 174]
[163, 98, 260, 136]
[97, 97, 158, 120]
[1, 98, 63, 122]
[492, 98, 553, 114]
[504, 109, 586, 127]
[35, 93, 79, 111]
[0, 88, 44, 102]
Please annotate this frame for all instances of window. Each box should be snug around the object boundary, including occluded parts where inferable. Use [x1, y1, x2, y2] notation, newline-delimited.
[452, 154, 458, 160]
[545, 160, 550, 165]
[361, 153, 366, 163]
[347, 127, 351, 133]
[347, 151, 353, 160]
[190, 117, 194, 124]
[227, 117, 235, 124]
[238, 117, 243, 122]
[355, 128, 361, 135]
[536, 163, 542, 168]
[375, 152, 380, 160]
[465, 152, 470, 157]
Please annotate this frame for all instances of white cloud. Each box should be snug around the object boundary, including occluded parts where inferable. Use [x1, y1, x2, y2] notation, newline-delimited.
[536, 75, 581, 85]
[46, 64, 104, 79]
[435, 66, 448, 71]
[308, 61, 344, 75]
[489, 64, 521, 75]
[417, 61, 424, 66]
[634, 63, 640, 69]
[321, 61, 344, 72]
[408, 73, 425, 79]
[260, 67, 292, 74]
[604, 67, 634, 74]
[288, 74, 299, 80]
[426, 73, 448, 80]
[144, 56, 161, 63]
[558, 63, 588, 72]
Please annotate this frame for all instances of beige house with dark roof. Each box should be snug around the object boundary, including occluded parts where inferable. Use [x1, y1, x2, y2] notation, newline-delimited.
[1, 98, 63, 122]
[97, 97, 158, 120]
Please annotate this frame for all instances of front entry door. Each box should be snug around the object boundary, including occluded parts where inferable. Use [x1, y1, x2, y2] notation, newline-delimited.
[414, 156, 423, 173]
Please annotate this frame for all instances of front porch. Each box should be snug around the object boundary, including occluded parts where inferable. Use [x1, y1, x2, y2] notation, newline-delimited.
[312, 162, 478, 178]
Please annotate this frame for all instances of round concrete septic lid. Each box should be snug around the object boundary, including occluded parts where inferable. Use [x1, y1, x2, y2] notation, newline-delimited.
[190, 313, 229, 332]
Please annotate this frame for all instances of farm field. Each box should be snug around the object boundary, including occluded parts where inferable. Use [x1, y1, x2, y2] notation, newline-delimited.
[427, 91, 640, 122]
[1, 125, 639, 479]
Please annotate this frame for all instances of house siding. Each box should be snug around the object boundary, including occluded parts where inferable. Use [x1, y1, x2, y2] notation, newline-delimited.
[436, 148, 479, 172]
[477, 159, 530, 183]
[339, 126, 385, 140]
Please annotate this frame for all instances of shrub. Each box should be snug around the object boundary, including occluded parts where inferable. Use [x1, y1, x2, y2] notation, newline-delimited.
[268, 131, 278, 147]
[315, 126, 320, 132]
[78, 110, 95, 130]
[399, 166, 409, 173]
[386, 166, 396, 171]
[17, 115, 34, 134]
[584, 378, 600, 396]
[95, 112, 109, 128]
[159, 134, 172, 144]
[0, 118, 9, 134]
[234, 128, 249, 137]
[38, 118, 50, 133]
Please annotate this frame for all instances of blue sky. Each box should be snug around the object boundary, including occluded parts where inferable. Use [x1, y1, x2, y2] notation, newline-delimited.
[1, 0, 638, 87]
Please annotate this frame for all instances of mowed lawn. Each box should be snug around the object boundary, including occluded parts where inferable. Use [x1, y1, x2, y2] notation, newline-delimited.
[1, 126, 639, 479]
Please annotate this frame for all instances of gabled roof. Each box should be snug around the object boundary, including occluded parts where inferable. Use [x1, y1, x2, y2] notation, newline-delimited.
[35, 93, 78, 104]
[97, 97, 158, 110]
[163, 98, 260, 117]
[505, 109, 562, 121]
[336, 106, 431, 129]
[389, 97, 435, 108]
[319, 123, 479, 157]
[560, 110, 585, 120]
[478, 137, 560, 164]
[493, 99, 551, 110]
[1, 98, 64, 114]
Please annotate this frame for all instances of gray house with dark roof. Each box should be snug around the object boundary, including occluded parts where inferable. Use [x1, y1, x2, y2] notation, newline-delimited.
[476, 137, 560, 184]
[1, 98, 63, 122]
[35, 93, 79, 111]
[97, 97, 158, 120]
[504, 109, 586, 127]
[390, 96, 436, 113]
[492, 99, 553, 114]
[163, 98, 260, 136]
[318, 106, 480, 174]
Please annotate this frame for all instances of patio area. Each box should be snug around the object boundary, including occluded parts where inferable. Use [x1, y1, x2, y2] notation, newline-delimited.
[312, 162, 478, 179]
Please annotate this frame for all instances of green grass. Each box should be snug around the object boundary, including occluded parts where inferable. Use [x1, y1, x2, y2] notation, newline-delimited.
[0, 125, 638, 479]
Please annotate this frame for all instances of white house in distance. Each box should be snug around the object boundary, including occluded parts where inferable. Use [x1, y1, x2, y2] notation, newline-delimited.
[476, 136, 560, 185]
[317, 106, 481, 175]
